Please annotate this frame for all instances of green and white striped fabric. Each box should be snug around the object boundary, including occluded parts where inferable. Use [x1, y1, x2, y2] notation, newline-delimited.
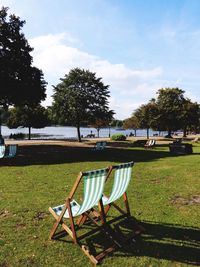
[5, 145, 17, 158]
[52, 168, 108, 218]
[0, 145, 5, 158]
[102, 162, 134, 205]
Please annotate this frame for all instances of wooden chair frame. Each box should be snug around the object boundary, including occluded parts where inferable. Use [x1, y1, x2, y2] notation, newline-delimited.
[49, 167, 121, 265]
[79, 162, 145, 243]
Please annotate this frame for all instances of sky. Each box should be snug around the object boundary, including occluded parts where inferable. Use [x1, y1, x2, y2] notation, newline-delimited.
[1, 0, 200, 119]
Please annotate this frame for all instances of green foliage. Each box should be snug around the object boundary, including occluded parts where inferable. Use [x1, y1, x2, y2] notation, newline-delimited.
[123, 116, 139, 129]
[6, 105, 49, 139]
[111, 134, 126, 141]
[133, 100, 158, 139]
[131, 88, 200, 137]
[110, 119, 123, 128]
[0, 7, 46, 108]
[52, 68, 114, 141]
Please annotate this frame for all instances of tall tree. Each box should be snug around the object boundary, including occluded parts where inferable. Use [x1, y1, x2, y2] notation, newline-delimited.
[156, 88, 186, 137]
[134, 101, 158, 139]
[52, 68, 114, 142]
[123, 116, 139, 136]
[91, 111, 113, 138]
[181, 100, 200, 137]
[0, 7, 46, 134]
[7, 105, 49, 140]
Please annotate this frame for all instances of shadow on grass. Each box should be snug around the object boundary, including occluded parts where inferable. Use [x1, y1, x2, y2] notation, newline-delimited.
[49, 218, 200, 265]
[0, 144, 199, 166]
[0, 144, 172, 166]
[113, 220, 200, 266]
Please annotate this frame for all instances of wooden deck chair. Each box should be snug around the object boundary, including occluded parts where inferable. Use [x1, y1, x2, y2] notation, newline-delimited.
[93, 141, 102, 151]
[101, 141, 107, 150]
[144, 139, 155, 148]
[49, 167, 117, 265]
[101, 162, 134, 219]
[5, 144, 18, 158]
[100, 162, 145, 238]
[0, 145, 5, 158]
[93, 141, 106, 151]
[80, 162, 144, 229]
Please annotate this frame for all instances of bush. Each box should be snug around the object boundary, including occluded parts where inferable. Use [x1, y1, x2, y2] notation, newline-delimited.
[9, 133, 25, 140]
[111, 134, 126, 141]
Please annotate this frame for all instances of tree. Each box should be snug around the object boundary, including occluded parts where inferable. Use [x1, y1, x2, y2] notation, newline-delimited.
[123, 116, 139, 136]
[156, 88, 185, 137]
[52, 68, 114, 142]
[0, 7, 46, 134]
[91, 111, 113, 138]
[110, 119, 123, 128]
[7, 105, 49, 140]
[181, 100, 200, 137]
[133, 101, 158, 139]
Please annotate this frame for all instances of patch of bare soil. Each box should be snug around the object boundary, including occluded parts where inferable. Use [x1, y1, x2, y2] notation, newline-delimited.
[33, 211, 48, 220]
[16, 223, 26, 230]
[0, 209, 10, 218]
[0, 262, 10, 267]
[171, 195, 200, 206]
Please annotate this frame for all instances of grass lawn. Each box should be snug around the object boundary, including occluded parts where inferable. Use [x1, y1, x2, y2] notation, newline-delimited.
[0, 141, 200, 267]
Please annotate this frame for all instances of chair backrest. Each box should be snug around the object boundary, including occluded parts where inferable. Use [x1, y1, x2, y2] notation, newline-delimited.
[75, 168, 109, 216]
[101, 141, 107, 149]
[7, 144, 17, 157]
[103, 162, 134, 205]
[94, 142, 102, 150]
[0, 145, 5, 158]
[151, 140, 156, 146]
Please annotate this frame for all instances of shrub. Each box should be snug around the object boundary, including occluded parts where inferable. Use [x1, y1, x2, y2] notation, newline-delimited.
[111, 134, 126, 141]
[9, 133, 25, 140]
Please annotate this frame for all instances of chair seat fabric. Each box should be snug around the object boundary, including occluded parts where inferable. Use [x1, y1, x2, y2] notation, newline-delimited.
[53, 199, 80, 218]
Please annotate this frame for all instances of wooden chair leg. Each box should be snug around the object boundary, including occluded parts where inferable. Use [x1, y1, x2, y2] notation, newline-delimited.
[67, 199, 77, 244]
[123, 192, 131, 216]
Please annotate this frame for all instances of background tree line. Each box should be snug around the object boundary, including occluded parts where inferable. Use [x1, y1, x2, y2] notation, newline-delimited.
[1, 7, 200, 142]
[123, 88, 200, 138]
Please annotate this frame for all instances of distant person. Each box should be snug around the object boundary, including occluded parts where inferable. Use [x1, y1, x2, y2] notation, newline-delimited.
[0, 135, 5, 145]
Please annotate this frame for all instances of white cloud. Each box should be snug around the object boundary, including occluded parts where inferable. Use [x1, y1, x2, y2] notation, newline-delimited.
[29, 33, 163, 119]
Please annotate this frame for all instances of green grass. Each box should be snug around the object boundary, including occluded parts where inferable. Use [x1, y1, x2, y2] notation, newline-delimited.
[0, 142, 200, 267]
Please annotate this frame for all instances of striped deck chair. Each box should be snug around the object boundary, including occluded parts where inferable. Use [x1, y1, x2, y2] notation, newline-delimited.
[79, 162, 144, 237]
[93, 141, 106, 151]
[100, 162, 145, 236]
[49, 167, 115, 265]
[0, 145, 5, 158]
[5, 144, 18, 158]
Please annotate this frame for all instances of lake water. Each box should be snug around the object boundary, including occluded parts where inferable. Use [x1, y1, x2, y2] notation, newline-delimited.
[1, 125, 167, 139]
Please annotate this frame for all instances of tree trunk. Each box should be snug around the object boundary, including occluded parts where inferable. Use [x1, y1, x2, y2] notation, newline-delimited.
[146, 128, 149, 139]
[183, 128, 187, 137]
[28, 127, 31, 140]
[97, 129, 100, 138]
[77, 124, 81, 142]
[134, 129, 137, 137]
[167, 129, 172, 138]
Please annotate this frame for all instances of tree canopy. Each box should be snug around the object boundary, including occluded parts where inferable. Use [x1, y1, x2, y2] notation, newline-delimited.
[0, 7, 46, 108]
[52, 68, 114, 141]
[131, 88, 200, 137]
[7, 105, 49, 140]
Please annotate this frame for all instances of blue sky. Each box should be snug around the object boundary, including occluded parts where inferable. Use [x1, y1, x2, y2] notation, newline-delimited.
[1, 0, 200, 119]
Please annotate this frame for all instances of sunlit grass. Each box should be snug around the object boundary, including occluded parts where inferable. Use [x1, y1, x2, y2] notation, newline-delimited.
[0, 142, 200, 266]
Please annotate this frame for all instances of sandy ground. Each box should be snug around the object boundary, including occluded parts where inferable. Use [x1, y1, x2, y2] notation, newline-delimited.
[4, 135, 199, 147]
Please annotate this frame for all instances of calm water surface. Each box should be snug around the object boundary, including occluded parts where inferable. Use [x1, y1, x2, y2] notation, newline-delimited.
[1, 125, 166, 139]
